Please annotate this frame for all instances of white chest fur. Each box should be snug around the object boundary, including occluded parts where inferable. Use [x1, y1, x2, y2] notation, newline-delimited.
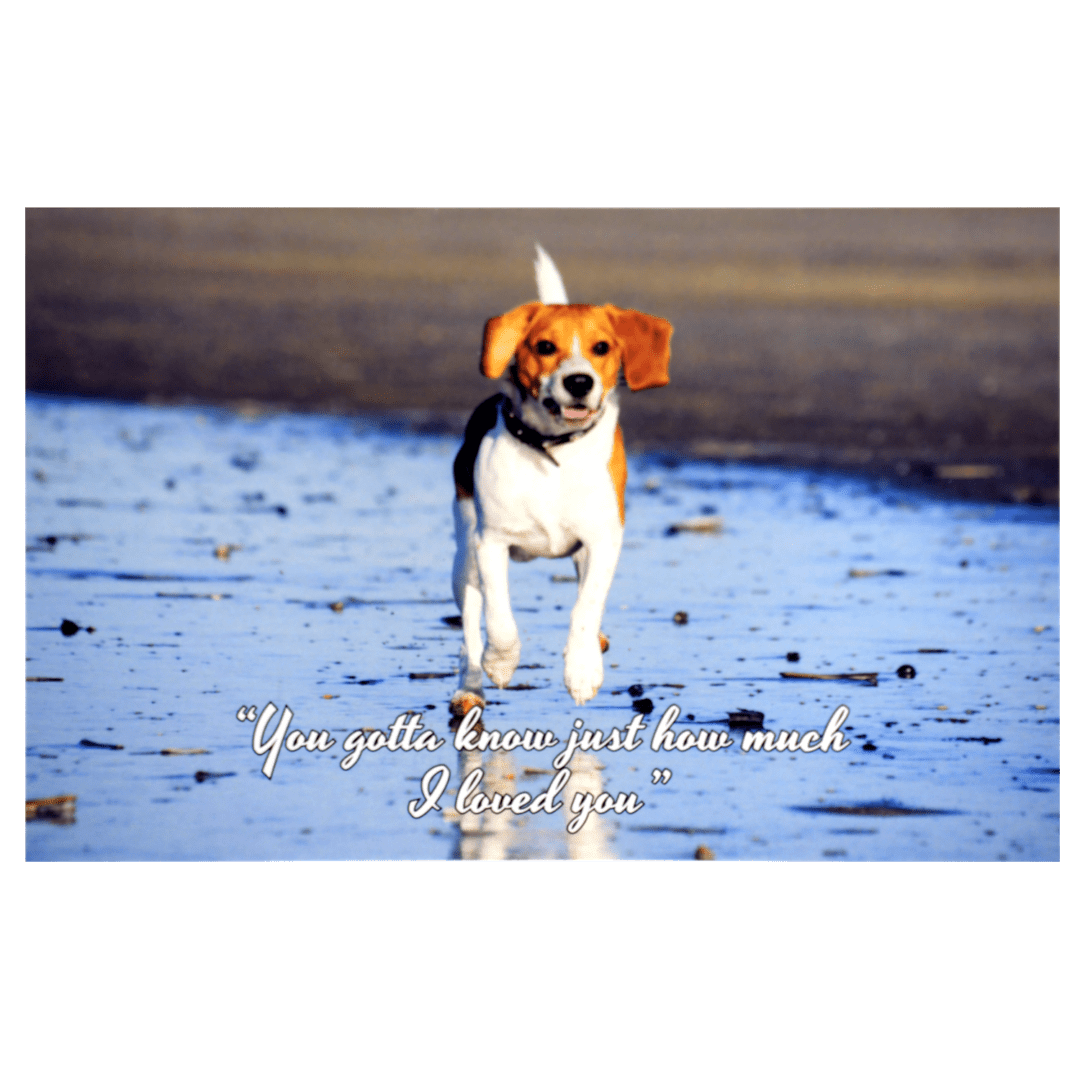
[473, 397, 622, 559]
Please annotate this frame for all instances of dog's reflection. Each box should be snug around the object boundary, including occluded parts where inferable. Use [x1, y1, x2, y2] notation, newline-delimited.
[448, 748, 615, 859]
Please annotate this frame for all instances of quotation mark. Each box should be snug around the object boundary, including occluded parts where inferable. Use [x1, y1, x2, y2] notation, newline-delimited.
[236, 705, 258, 721]
[651, 769, 673, 785]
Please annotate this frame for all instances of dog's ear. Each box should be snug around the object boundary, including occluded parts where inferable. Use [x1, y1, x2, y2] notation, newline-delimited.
[480, 302, 545, 378]
[605, 305, 673, 391]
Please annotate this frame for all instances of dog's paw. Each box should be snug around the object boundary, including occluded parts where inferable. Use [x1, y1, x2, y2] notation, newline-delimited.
[449, 689, 485, 720]
[564, 642, 604, 705]
[482, 640, 520, 688]
[449, 694, 485, 733]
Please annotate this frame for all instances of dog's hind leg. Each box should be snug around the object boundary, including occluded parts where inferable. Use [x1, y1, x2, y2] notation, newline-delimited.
[450, 496, 486, 718]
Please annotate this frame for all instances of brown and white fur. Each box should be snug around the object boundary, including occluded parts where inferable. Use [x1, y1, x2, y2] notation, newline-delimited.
[450, 246, 672, 715]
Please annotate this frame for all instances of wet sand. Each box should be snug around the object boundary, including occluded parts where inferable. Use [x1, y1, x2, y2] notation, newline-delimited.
[26, 395, 1058, 860]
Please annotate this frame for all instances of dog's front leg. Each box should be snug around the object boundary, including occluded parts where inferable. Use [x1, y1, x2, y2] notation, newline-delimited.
[450, 497, 486, 716]
[475, 534, 521, 688]
[564, 534, 622, 704]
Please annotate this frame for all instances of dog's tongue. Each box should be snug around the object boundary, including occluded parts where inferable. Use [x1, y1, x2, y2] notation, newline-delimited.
[563, 405, 590, 421]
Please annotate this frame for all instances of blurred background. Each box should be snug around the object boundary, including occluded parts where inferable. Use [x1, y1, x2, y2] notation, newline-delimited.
[25, 208, 1058, 502]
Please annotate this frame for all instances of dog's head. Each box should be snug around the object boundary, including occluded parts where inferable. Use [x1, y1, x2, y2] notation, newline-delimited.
[480, 303, 672, 436]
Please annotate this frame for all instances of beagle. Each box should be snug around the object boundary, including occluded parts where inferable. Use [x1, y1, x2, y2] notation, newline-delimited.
[450, 246, 672, 715]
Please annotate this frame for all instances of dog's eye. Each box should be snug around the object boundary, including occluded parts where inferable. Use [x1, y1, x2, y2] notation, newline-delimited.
[535, 340, 557, 356]
[592, 341, 610, 356]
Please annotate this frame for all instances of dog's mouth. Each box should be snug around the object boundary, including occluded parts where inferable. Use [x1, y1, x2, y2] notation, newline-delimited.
[540, 395, 597, 425]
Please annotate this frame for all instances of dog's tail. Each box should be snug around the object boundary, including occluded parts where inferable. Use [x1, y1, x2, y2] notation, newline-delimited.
[534, 244, 569, 304]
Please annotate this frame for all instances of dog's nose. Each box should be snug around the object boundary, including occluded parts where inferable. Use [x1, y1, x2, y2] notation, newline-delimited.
[563, 373, 594, 398]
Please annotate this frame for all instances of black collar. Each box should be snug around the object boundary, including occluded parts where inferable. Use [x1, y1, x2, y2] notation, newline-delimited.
[500, 394, 599, 467]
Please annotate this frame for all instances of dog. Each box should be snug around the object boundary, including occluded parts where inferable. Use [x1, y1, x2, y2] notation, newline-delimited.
[450, 246, 672, 716]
